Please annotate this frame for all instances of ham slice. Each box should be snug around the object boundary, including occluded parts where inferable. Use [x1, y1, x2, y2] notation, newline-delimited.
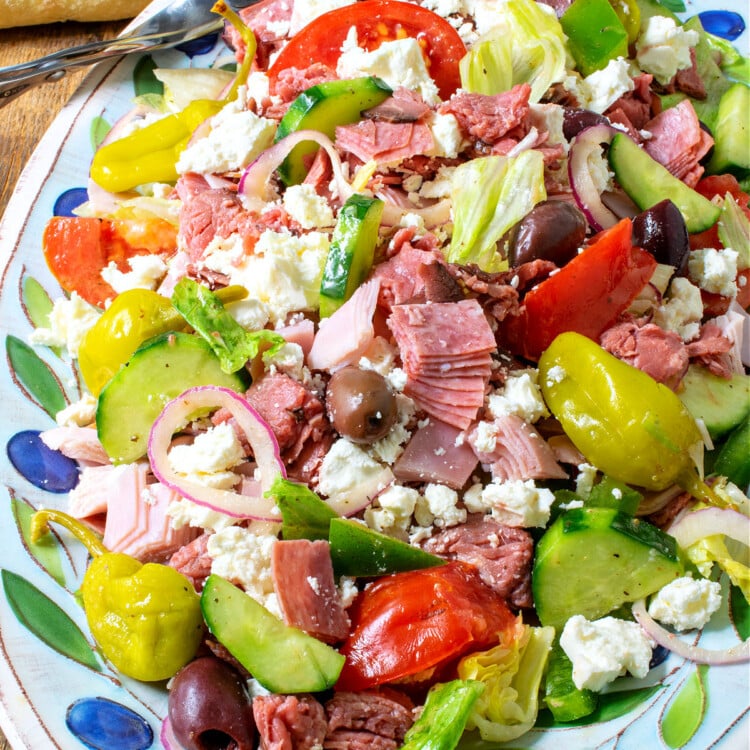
[308, 279, 381, 371]
[40, 426, 109, 465]
[643, 100, 713, 187]
[393, 419, 478, 489]
[67, 464, 113, 521]
[101, 472, 200, 562]
[370, 244, 442, 310]
[468, 415, 568, 482]
[335, 120, 435, 165]
[271, 539, 349, 643]
[253, 694, 327, 750]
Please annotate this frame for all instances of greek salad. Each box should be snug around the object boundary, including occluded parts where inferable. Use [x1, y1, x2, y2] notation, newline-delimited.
[17, 0, 750, 746]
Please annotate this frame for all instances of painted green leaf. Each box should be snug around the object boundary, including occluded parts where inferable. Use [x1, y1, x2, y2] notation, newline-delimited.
[658, 0, 686, 11]
[133, 55, 163, 97]
[22, 277, 54, 330]
[535, 685, 662, 728]
[11, 497, 66, 587]
[1, 569, 101, 672]
[730, 584, 750, 640]
[6, 335, 66, 417]
[90, 115, 111, 151]
[661, 665, 708, 748]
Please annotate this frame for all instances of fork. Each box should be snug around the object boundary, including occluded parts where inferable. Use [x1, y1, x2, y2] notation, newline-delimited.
[0, 0, 256, 107]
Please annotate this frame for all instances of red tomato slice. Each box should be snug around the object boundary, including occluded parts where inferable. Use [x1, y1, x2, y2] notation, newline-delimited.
[42, 217, 177, 308]
[500, 218, 657, 361]
[267, 0, 466, 100]
[336, 561, 515, 692]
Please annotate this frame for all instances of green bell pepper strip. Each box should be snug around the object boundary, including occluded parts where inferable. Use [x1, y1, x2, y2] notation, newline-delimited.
[538, 332, 723, 505]
[90, 0, 257, 193]
[31, 509, 203, 682]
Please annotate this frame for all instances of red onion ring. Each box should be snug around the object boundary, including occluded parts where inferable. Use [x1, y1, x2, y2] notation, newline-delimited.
[160, 717, 184, 750]
[632, 599, 750, 664]
[668, 507, 750, 550]
[148, 386, 285, 521]
[568, 124, 618, 232]
[238, 129, 353, 207]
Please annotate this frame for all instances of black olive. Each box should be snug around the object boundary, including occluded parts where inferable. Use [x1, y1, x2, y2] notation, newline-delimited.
[508, 200, 587, 268]
[325, 367, 398, 444]
[562, 108, 611, 140]
[632, 199, 690, 275]
[168, 657, 255, 750]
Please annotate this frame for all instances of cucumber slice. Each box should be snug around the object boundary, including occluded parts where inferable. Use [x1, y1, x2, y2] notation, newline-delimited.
[276, 76, 392, 185]
[713, 415, 750, 489]
[608, 132, 721, 233]
[706, 83, 750, 177]
[532, 506, 683, 630]
[97, 332, 249, 464]
[319, 194, 384, 317]
[329, 517, 444, 577]
[678, 364, 750, 440]
[544, 640, 598, 722]
[201, 574, 345, 693]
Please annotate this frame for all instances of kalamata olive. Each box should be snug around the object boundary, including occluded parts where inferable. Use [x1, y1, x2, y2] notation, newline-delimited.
[326, 367, 398, 443]
[168, 657, 255, 750]
[632, 199, 690, 275]
[562, 108, 610, 140]
[508, 200, 587, 267]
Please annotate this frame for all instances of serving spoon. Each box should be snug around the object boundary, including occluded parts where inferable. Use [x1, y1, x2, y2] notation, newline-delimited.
[0, 0, 256, 107]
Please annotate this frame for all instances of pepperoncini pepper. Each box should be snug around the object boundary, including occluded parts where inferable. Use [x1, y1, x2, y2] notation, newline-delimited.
[538, 332, 723, 505]
[90, 1, 257, 194]
[78, 285, 248, 395]
[31, 509, 203, 682]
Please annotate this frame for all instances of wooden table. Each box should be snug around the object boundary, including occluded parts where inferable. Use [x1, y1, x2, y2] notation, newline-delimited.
[0, 20, 125, 750]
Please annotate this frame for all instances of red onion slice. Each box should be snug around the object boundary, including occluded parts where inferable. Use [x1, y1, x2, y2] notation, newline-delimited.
[148, 386, 285, 521]
[632, 599, 750, 664]
[668, 506, 750, 550]
[568, 124, 618, 232]
[238, 129, 353, 207]
[160, 717, 185, 750]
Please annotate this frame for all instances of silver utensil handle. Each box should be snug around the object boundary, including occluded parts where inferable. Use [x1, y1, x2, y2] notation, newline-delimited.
[0, 22, 221, 107]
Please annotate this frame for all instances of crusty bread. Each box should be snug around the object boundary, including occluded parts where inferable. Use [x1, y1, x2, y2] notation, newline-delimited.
[0, 0, 150, 28]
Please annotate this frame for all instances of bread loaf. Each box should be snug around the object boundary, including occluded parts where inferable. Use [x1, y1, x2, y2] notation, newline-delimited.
[0, 0, 150, 28]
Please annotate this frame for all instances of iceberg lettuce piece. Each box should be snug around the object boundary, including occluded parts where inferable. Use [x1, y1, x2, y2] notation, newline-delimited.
[718, 193, 750, 271]
[459, 0, 569, 102]
[457, 619, 555, 743]
[447, 150, 546, 272]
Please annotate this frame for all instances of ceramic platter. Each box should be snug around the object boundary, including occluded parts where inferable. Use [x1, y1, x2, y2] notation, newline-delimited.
[0, 0, 747, 747]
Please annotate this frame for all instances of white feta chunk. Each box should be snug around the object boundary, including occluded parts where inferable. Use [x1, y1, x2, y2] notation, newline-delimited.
[653, 276, 704, 341]
[207, 527, 282, 618]
[364, 484, 420, 534]
[577, 57, 635, 114]
[478, 478, 555, 528]
[28, 292, 100, 358]
[648, 575, 722, 631]
[688, 247, 739, 298]
[282, 184, 336, 229]
[290, 0, 355, 34]
[560, 614, 654, 691]
[415, 483, 467, 528]
[487, 369, 549, 424]
[55, 393, 98, 427]
[337, 30, 441, 104]
[100, 254, 168, 294]
[168, 423, 245, 489]
[636, 16, 699, 85]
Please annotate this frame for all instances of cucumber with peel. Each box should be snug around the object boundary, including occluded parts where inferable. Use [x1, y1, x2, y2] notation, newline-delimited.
[532, 506, 683, 630]
[608, 132, 721, 233]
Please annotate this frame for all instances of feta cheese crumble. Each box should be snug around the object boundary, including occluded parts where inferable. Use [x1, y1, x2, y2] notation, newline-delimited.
[688, 248, 739, 298]
[100, 254, 168, 294]
[560, 614, 654, 691]
[576, 57, 635, 115]
[463, 479, 554, 528]
[653, 276, 704, 341]
[648, 575, 722, 631]
[636, 16, 699, 85]
[168, 422, 245, 489]
[28, 292, 100, 358]
[487, 369, 549, 424]
[282, 183, 336, 229]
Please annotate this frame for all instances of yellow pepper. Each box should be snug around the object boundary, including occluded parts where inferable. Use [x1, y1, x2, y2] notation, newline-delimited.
[539, 332, 722, 505]
[78, 285, 248, 396]
[90, 1, 258, 194]
[31, 509, 203, 682]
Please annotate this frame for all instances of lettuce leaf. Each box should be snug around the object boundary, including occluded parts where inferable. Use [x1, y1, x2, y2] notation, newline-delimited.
[457, 619, 555, 742]
[171, 277, 284, 373]
[718, 193, 750, 271]
[447, 150, 546, 272]
[459, 0, 569, 101]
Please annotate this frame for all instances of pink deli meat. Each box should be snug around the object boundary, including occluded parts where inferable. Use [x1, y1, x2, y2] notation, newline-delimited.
[334, 120, 435, 165]
[468, 414, 568, 482]
[253, 693, 328, 750]
[40, 426, 109, 466]
[271, 539, 349, 643]
[308, 278, 381, 371]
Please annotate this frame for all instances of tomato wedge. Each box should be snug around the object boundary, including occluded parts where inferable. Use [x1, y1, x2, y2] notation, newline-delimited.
[267, 0, 466, 100]
[336, 561, 516, 691]
[500, 218, 657, 361]
[42, 216, 177, 308]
